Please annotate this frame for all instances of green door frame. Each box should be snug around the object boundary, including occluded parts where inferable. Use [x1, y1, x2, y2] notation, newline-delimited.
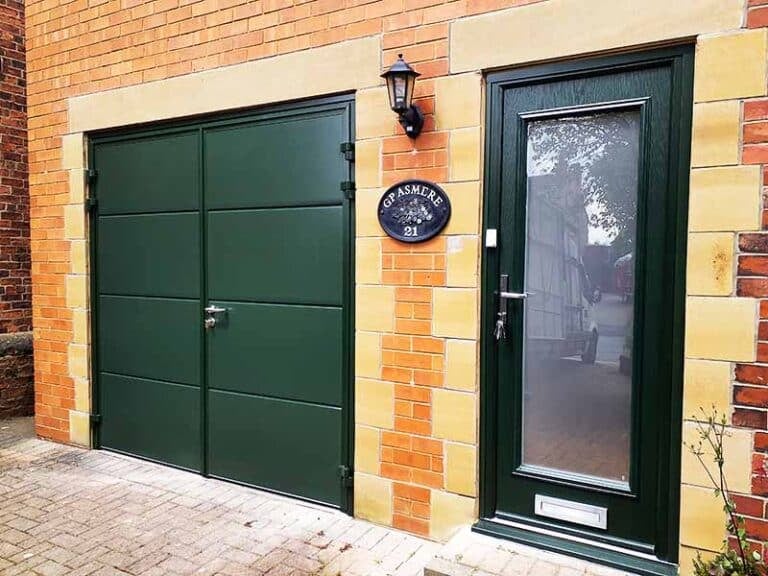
[477, 47, 693, 575]
[87, 93, 356, 513]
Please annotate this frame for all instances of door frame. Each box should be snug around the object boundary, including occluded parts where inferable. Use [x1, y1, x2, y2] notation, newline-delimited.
[87, 93, 357, 514]
[477, 47, 693, 574]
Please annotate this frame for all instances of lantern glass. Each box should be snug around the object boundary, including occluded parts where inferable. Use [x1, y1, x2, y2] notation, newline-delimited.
[406, 74, 416, 107]
[393, 76, 407, 109]
[387, 73, 414, 113]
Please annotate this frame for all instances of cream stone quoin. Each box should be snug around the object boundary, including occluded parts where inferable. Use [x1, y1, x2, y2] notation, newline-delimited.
[59, 0, 763, 565]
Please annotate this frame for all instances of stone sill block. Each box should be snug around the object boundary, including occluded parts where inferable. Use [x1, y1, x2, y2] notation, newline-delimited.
[0, 332, 32, 357]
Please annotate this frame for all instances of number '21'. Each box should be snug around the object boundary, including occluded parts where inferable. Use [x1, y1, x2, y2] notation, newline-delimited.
[403, 226, 418, 237]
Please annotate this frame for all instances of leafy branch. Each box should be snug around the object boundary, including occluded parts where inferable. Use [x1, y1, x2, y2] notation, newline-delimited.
[685, 407, 766, 576]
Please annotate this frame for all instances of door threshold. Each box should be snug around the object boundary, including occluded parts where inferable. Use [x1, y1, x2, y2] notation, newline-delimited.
[473, 518, 678, 576]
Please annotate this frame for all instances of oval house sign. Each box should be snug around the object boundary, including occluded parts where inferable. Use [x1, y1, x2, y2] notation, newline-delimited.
[378, 180, 451, 243]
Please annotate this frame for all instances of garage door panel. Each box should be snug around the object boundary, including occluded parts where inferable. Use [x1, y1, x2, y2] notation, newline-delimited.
[95, 131, 200, 215]
[98, 296, 200, 386]
[100, 373, 201, 470]
[206, 207, 343, 305]
[208, 390, 341, 506]
[98, 213, 200, 298]
[207, 302, 342, 406]
[204, 111, 346, 209]
[94, 97, 351, 510]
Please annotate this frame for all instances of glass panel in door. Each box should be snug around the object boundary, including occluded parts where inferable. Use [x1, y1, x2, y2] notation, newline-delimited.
[522, 111, 640, 487]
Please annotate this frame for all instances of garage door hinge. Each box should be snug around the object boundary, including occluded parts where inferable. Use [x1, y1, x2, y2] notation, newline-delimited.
[89, 413, 102, 426]
[340, 142, 355, 162]
[338, 465, 353, 487]
[85, 169, 98, 212]
[340, 181, 355, 200]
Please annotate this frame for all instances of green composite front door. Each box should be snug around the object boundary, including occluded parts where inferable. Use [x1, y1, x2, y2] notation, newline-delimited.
[92, 96, 354, 509]
[480, 49, 693, 573]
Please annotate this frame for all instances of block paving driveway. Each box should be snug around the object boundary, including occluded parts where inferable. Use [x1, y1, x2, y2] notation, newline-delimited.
[0, 418, 437, 576]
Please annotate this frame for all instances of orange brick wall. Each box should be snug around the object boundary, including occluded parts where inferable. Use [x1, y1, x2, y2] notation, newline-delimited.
[381, 238, 445, 535]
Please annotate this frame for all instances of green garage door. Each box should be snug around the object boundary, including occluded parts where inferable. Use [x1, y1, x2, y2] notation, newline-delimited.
[92, 97, 354, 509]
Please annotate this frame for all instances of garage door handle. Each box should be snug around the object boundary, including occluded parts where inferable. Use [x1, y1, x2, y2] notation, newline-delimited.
[204, 305, 228, 330]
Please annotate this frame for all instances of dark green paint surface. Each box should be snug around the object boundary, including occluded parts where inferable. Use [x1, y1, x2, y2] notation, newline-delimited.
[480, 48, 692, 568]
[98, 295, 201, 386]
[92, 96, 353, 510]
[204, 111, 346, 209]
[207, 302, 342, 406]
[94, 131, 200, 215]
[97, 213, 200, 298]
[208, 390, 342, 505]
[206, 207, 343, 305]
[100, 373, 201, 470]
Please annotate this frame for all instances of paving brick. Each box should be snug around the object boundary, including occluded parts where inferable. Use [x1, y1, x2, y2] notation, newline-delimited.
[0, 419, 656, 576]
[424, 528, 637, 576]
[0, 418, 436, 576]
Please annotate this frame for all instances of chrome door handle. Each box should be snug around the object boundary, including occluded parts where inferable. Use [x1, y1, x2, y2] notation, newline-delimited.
[495, 275, 532, 341]
[204, 305, 228, 330]
[499, 291, 530, 300]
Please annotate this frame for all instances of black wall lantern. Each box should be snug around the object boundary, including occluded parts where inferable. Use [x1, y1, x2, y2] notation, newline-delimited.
[381, 54, 424, 139]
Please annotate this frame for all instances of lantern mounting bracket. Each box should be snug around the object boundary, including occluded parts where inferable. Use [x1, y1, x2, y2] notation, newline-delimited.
[397, 105, 424, 139]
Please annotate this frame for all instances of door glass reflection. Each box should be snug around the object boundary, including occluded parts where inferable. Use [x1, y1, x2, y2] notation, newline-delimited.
[521, 111, 640, 485]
